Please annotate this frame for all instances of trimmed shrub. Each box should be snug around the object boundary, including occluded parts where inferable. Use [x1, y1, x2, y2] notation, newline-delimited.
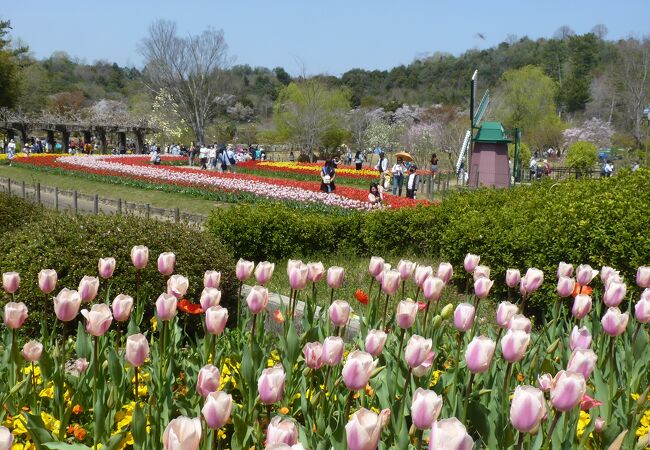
[0, 192, 44, 231]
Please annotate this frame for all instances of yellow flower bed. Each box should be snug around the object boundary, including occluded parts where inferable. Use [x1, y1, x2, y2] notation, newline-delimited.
[0, 152, 69, 160]
[257, 161, 379, 178]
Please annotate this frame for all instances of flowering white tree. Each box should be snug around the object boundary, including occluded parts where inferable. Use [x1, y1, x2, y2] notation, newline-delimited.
[562, 117, 613, 150]
[365, 119, 403, 152]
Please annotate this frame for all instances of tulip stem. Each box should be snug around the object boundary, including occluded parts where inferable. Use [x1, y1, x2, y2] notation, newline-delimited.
[546, 411, 561, 448]
[414, 287, 421, 304]
[9, 328, 17, 388]
[399, 368, 412, 434]
[134, 366, 139, 399]
[401, 280, 405, 300]
[422, 300, 432, 334]
[368, 277, 374, 301]
[30, 361, 36, 410]
[462, 372, 475, 422]
[93, 336, 100, 450]
[237, 281, 243, 328]
[396, 328, 406, 367]
[519, 293, 529, 314]
[382, 294, 391, 331]
[632, 322, 643, 344]
[515, 432, 524, 450]
[251, 314, 258, 343]
[344, 390, 354, 423]
[417, 429, 424, 450]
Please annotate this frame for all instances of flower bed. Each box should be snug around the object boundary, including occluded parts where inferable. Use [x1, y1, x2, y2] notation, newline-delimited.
[239, 161, 381, 180]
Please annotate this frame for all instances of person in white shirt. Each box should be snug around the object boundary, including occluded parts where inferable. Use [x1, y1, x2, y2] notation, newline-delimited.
[375, 151, 388, 188]
[6, 139, 15, 166]
[208, 146, 217, 169]
[391, 157, 406, 196]
[199, 145, 208, 169]
[405, 165, 419, 199]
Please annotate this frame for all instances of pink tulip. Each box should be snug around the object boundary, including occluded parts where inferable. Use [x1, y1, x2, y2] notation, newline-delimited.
[411, 388, 443, 430]
[423, 277, 444, 301]
[569, 326, 592, 350]
[54, 288, 82, 322]
[267, 417, 298, 446]
[605, 273, 622, 290]
[81, 304, 113, 337]
[156, 293, 178, 321]
[463, 253, 480, 273]
[576, 264, 598, 285]
[473, 265, 490, 281]
[600, 266, 618, 284]
[550, 370, 586, 412]
[2, 272, 20, 294]
[167, 275, 189, 299]
[289, 264, 309, 291]
[365, 330, 387, 357]
[396, 299, 418, 329]
[21, 340, 43, 362]
[200, 288, 222, 311]
[635, 296, 650, 323]
[235, 258, 254, 282]
[510, 385, 546, 433]
[38, 269, 58, 294]
[567, 348, 597, 380]
[501, 329, 530, 363]
[557, 277, 576, 298]
[381, 270, 401, 296]
[636, 266, 650, 289]
[329, 300, 351, 327]
[557, 262, 574, 278]
[3, 302, 28, 329]
[453, 303, 475, 332]
[162, 416, 201, 450]
[205, 306, 228, 335]
[345, 408, 387, 450]
[197, 364, 220, 397]
[537, 373, 552, 392]
[203, 271, 221, 289]
[78, 276, 99, 303]
[0, 426, 13, 449]
[474, 277, 494, 299]
[75, 358, 89, 373]
[307, 262, 325, 283]
[601, 307, 629, 336]
[572, 294, 592, 320]
[436, 262, 453, 284]
[157, 252, 176, 276]
[368, 257, 385, 278]
[130, 245, 149, 270]
[322, 336, 344, 366]
[125, 333, 149, 367]
[429, 418, 474, 450]
[412, 350, 435, 378]
[496, 301, 518, 328]
[286, 259, 303, 276]
[397, 259, 416, 280]
[98, 257, 116, 279]
[302, 342, 324, 369]
[603, 281, 626, 307]
[465, 336, 496, 373]
[111, 294, 134, 322]
[258, 366, 285, 404]
[521, 268, 544, 295]
[414, 265, 433, 287]
[327, 266, 345, 289]
[342, 350, 377, 391]
[508, 314, 531, 333]
[254, 261, 275, 285]
[246, 286, 269, 314]
[375, 264, 391, 283]
[594, 417, 606, 432]
[405, 335, 433, 368]
[202, 391, 232, 429]
[505, 269, 521, 288]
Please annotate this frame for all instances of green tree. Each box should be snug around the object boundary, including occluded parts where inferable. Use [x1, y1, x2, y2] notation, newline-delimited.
[0, 20, 23, 108]
[565, 141, 598, 172]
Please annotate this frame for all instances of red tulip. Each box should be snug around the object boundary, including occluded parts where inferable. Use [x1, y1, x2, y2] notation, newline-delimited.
[355, 289, 369, 305]
[178, 299, 203, 315]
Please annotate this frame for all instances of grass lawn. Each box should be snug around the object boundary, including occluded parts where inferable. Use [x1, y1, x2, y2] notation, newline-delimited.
[0, 164, 226, 215]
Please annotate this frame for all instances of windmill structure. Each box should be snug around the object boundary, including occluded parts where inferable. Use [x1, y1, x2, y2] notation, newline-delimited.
[455, 70, 520, 188]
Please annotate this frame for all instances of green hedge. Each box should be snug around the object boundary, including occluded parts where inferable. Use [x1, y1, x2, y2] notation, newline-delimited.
[0, 192, 45, 231]
[0, 197, 238, 336]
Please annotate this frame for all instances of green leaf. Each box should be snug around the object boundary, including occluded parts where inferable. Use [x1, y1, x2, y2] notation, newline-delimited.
[24, 412, 56, 446]
[42, 443, 92, 450]
[75, 322, 92, 359]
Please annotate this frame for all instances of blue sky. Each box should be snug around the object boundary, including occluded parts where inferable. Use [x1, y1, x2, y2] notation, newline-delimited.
[5, 0, 649, 75]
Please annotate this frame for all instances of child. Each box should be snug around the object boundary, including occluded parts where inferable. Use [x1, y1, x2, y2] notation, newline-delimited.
[405, 165, 419, 199]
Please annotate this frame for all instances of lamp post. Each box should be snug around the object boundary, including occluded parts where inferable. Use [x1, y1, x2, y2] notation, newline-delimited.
[643, 106, 650, 168]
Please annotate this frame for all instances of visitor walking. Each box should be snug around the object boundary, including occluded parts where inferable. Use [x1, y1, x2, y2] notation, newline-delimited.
[354, 151, 364, 170]
[391, 157, 405, 196]
[430, 153, 439, 178]
[320, 159, 336, 193]
[6, 139, 15, 166]
[289, 151, 295, 162]
[346, 148, 353, 165]
[208, 145, 217, 170]
[632, 161, 640, 172]
[199, 144, 208, 169]
[375, 151, 388, 187]
[405, 165, 419, 199]
[529, 157, 537, 181]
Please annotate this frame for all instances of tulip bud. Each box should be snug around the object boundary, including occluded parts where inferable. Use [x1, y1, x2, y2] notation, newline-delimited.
[156, 293, 178, 321]
[395, 299, 418, 329]
[258, 366, 285, 404]
[505, 269, 521, 288]
[98, 257, 116, 279]
[496, 301, 518, 328]
[465, 336, 496, 373]
[130, 245, 149, 270]
[163, 416, 201, 450]
[254, 261, 275, 285]
[3, 302, 28, 329]
[423, 277, 444, 301]
[54, 288, 81, 322]
[464, 253, 480, 273]
[327, 266, 345, 289]
[501, 329, 531, 363]
[78, 276, 99, 303]
[594, 417, 605, 433]
[567, 348, 597, 380]
[197, 364, 220, 397]
[569, 326, 592, 351]
[267, 416, 298, 446]
[322, 336, 344, 366]
[550, 370, 586, 412]
[167, 274, 189, 299]
[537, 373, 552, 392]
[414, 265, 433, 287]
[635, 295, 650, 323]
[302, 342, 324, 370]
[381, 269, 401, 296]
[521, 268, 544, 295]
[307, 261, 325, 283]
[603, 281, 626, 307]
[38, 269, 58, 294]
[405, 335, 432, 368]
[474, 277, 494, 299]
[440, 303, 454, 319]
[329, 300, 351, 328]
[368, 257, 385, 278]
[637, 266, 650, 289]
[345, 408, 386, 450]
[473, 265, 491, 281]
[364, 330, 387, 357]
[125, 333, 149, 367]
[508, 314, 531, 333]
[200, 288, 222, 311]
[21, 340, 43, 362]
[0, 425, 13, 449]
[2, 271, 20, 294]
[157, 252, 176, 276]
[436, 262, 453, 284]
[510, 385, 546, 433]
[557, 276, 576, 298]
[289, 264, 309, 291]
[203, 271, 221, 289]
[342, 350, 377, 391]
[453, 303, 475, 332]
[429, 418, 474, 450]
[557, 262, 574, 278]
[571, 294, 592, 320]
[246, 286, 269, 314]
[111, 294, 134, 322]
[601, 307, 629, 336]
[81, 304, 113, 337]
[202, 391, 232, 430]
[576, 264, 598, 286]
[205, 306, 228, 335]
[411, 388, 443, 430]
[235, 258, 254, 282]
[397, 259, 415, 280]
[75, 358, 89, 373]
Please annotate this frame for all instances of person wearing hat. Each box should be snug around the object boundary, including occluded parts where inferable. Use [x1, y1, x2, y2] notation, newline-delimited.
[6, 139, 15, 166]
[405, 164, 419, 199]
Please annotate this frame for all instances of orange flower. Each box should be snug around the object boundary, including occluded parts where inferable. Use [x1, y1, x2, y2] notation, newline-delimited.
[354, 289, 369, 305]
[278, 407, 289, 415]
[73, 425, 87, 441]
[272, 309, 285, 324]
[517, 373, 524, 382]
[572, 283, 593, 297]
[72, 404, 83, 415]
[178, 298, 203, 314]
